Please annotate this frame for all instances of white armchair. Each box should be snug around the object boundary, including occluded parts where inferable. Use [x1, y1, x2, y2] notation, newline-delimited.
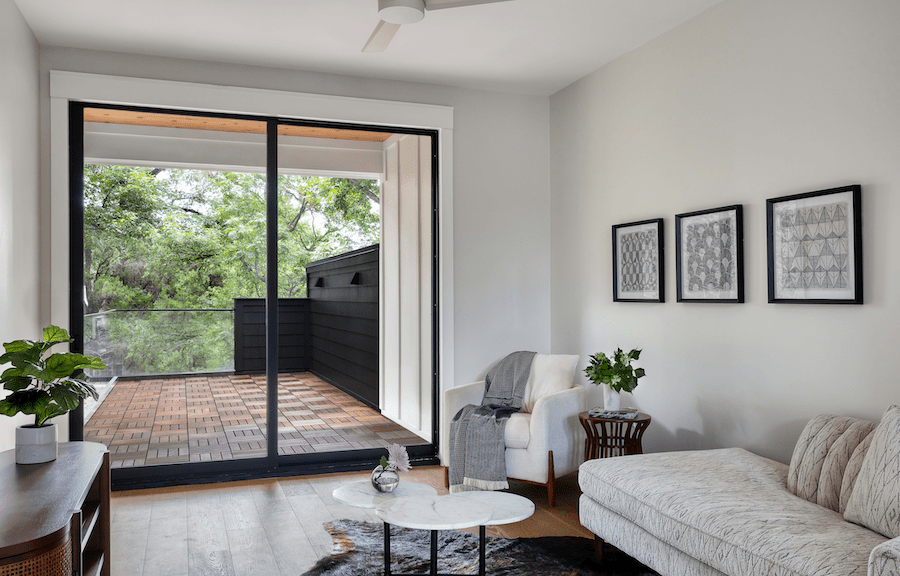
[440, 354, 586, 507]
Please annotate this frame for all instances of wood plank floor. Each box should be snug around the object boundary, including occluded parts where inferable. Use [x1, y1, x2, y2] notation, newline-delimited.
[111, 465, 593, 576]
[86, 372, 428, 468]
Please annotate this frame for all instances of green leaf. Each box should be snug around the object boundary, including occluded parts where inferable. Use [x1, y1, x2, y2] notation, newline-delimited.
[3, 340, 34, 354]
[42, 325, 72, 345]
[1, 389, 51, 419]
[41, 406, 68, 425]
[49, 386, 81, 411]
[44, 353, 79, 379]
[56, 377, 98, 400]
[1, 366, 24, 380]
[1, 374, 32, 392]
[0, 399, 20, 417]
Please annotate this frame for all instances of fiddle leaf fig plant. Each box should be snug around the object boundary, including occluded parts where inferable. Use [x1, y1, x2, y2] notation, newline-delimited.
[584, 348, 645, 393]
[0, 325, 104, 427]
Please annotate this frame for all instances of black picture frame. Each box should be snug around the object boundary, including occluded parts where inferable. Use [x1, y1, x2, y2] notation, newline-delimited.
[766, 185, 862, 304]
[612, 218, 664, 303]
[675, 205, 744, 303]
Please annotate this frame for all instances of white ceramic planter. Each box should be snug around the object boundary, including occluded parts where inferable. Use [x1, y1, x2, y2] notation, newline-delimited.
[15, 423, 58, 464]
[603, 385, 621, 411]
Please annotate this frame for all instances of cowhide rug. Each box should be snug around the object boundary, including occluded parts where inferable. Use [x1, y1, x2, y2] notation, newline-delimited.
[302, 519, 658, 576]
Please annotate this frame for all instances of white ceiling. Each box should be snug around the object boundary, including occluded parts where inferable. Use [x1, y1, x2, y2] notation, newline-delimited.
[14, 0, 722, 96]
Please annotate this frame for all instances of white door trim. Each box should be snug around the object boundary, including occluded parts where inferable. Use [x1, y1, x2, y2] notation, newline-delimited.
[49, 71, 454, 444]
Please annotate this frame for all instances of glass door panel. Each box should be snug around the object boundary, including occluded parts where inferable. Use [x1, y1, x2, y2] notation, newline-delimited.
[275, 123, 392, 457]
[80, 107, 268, 468]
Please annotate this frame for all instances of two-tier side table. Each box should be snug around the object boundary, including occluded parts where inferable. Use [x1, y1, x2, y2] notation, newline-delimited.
[578, 411, 651, 461]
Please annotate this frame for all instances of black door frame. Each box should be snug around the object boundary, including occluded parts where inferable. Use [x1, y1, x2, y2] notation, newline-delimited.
[68, 101, 441, 489]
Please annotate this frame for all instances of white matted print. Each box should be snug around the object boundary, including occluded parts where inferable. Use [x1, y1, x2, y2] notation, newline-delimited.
[612, 219, 664, 302]
[675, 205, 744, 303]
[767, 185, 862, 304]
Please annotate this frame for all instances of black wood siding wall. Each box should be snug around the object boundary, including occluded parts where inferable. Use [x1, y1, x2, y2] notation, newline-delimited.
[233, 298, 310, 373]
[306, 245, 379, 408]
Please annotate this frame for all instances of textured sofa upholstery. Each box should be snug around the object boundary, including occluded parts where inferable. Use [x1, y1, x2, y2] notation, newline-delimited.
[579, 413, 900, 576]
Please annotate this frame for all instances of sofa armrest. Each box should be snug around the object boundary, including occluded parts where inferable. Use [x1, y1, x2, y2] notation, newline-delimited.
[528, 385, 586, 476]
[439, 381, 484, 465]
[870, 536, 900, 576]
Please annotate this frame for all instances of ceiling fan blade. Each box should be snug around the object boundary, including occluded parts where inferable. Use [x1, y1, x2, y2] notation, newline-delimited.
[362, 20, 402, 53]
[424, 0, 513, 10]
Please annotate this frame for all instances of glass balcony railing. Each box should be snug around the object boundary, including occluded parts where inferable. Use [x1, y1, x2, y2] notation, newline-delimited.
[83, 309, 235, 379]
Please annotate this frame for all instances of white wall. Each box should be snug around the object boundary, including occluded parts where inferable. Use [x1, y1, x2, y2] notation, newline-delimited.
[38, 48, 551, 401]
[0, 0, 41, 450]
[550, 0, 900, 463]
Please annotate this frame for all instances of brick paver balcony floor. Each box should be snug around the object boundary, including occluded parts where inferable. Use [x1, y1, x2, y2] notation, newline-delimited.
[84, 372, 427, 468]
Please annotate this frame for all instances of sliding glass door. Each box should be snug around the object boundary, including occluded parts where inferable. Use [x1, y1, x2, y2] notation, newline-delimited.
[69, 103, 438, 487]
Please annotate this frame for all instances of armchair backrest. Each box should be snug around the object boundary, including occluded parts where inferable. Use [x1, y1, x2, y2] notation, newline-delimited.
[520, 354, 579, 413]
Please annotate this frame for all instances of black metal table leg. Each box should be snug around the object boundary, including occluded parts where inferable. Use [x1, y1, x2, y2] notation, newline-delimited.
[479, 526, 486, 576]
[430, 530, 438, 576]
[384, 522, 392, 576]
[380, 523, 487, 576]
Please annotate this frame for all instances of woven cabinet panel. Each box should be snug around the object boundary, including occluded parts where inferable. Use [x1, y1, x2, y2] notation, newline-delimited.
[0, 532, 72, 576]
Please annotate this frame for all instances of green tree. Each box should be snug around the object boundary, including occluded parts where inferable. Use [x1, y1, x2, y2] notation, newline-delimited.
[82, 165, 380, 375]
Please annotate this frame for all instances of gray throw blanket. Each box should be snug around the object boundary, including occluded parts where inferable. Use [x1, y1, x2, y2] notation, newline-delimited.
[449, 351, 536, 492]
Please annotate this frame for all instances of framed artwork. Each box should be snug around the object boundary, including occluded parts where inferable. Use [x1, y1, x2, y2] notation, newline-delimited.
[767, 185, 862, 304]
[612, 218, 664, 303]
[675, 205, 744, 303]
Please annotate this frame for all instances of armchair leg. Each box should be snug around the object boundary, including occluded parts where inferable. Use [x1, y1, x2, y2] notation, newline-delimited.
[547, 450, 556, 508]
[444, 465, 449, 489]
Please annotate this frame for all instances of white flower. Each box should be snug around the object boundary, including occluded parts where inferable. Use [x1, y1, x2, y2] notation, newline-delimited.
[386, 443, 410, 473]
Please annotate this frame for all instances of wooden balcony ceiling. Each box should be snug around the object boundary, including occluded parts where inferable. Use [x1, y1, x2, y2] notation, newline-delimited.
[85, 371, 426, 468]
[83, 107, 392, 142]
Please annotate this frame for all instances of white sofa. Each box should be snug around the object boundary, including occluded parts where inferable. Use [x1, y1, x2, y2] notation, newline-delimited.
[579, 407, 900, 576]
[441, 353, 585, 507]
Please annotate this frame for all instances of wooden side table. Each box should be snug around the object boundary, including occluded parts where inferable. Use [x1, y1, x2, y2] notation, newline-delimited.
[579, 411, 651, 461]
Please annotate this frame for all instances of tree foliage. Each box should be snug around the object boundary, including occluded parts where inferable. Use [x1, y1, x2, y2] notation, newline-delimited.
[83, 165, 380, 375]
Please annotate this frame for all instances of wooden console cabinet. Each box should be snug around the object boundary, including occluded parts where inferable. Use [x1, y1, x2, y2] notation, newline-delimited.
[0, 442, 110, 576]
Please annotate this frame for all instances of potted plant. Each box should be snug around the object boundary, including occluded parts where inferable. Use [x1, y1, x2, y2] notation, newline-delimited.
[584, 348, 645, 411]
[0, 325, 104, 464]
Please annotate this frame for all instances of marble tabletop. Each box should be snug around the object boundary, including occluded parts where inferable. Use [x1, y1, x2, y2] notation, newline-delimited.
[376, 494, 493, 530]
[333, 480, 438, 509]
[450, 491, 535, 525]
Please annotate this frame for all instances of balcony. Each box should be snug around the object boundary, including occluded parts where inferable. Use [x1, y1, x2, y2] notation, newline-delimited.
[81, 245, 426, 468]
[85, 372, 424, 469]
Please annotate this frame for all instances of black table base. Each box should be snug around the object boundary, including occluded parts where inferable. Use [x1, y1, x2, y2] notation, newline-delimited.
[382, 522, 486, 576]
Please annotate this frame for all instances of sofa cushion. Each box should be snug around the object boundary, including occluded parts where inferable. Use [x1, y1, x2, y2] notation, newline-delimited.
[520, 354, 578, 413]
[844, 405, 900, 538]
[580, 448, 886, 576]
[840, 428, 876, 514]
[503, 412, 530, 449]
[787, 414, 876, 512]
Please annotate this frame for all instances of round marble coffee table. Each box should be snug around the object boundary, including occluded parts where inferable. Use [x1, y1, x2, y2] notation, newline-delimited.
[375, 491, 534, 576]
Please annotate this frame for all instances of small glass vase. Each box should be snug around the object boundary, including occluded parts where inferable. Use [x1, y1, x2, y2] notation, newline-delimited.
[371, 465, 400, 492]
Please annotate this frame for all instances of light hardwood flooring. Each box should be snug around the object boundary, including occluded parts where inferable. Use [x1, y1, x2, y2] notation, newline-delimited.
[111, 465, 593, 576]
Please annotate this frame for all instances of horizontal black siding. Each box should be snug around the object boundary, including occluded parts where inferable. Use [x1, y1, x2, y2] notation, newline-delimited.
[234, 298, 310, 373]
[306, 245, 379, 408]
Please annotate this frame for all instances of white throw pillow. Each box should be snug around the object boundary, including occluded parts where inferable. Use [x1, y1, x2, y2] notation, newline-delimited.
[520, 354, 579, 413]
[843, 404, 900, 538]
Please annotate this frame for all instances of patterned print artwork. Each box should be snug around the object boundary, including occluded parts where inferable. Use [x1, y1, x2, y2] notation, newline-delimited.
[777, 201, 849, 290]
[679, 210, 739, 299]
[620, 229, 659, 293]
